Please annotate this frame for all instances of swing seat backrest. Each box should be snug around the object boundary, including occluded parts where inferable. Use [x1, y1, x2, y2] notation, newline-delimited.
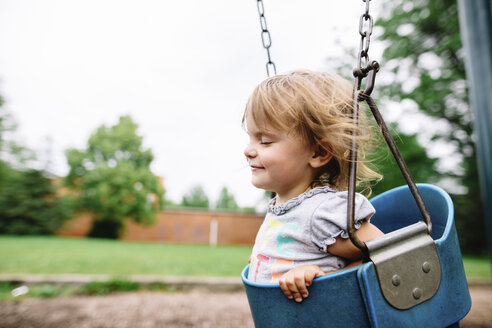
[241, 184, 471, 328]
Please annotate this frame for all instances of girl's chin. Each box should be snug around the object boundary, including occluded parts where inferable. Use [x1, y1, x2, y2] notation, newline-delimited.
[251, 180, 271, 191]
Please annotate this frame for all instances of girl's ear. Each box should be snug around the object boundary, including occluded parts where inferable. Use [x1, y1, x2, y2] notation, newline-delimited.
[309, 140, 333, 168]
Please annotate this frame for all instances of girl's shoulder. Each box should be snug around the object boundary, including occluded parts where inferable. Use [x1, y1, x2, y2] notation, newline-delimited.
[315, 188, 373, 212]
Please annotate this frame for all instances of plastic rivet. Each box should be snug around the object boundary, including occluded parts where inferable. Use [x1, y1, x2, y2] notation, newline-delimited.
[392, 274, 401, 287]
[412, 288, 422, 300]
[422, 261, 431, 273]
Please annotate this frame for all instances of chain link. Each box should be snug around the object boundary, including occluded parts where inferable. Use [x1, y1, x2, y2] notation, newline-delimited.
[257, 0, 276, 77]
[355, 0, 374, 78]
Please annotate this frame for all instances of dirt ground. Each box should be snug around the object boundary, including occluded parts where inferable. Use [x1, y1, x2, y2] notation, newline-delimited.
[0, 285, 490, 328]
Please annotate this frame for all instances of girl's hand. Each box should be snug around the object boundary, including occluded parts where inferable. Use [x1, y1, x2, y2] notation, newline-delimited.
[278, 265, 325, 302]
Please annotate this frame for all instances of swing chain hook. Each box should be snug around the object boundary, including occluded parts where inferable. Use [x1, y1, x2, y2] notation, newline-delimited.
[360, 61, 380, 96]
[257, 0, 277, 77]
[348, 0, 433, 256]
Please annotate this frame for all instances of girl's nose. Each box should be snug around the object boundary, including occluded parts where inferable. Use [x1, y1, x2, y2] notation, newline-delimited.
[244, 144, 257, 158]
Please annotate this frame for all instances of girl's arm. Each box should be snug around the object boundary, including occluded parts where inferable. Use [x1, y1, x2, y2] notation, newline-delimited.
[326, 220, 383, 260]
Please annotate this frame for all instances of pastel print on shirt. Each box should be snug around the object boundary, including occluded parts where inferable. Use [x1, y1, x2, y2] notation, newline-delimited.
[251, 219, 299, 282]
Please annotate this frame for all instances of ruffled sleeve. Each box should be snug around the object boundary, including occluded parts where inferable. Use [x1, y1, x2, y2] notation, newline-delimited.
[311, 192, 375, 252]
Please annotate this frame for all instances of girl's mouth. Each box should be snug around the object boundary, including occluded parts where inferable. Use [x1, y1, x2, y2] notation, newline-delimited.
[250, 165, 264, 171]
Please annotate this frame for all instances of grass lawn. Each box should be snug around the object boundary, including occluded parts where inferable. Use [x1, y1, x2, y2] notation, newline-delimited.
[0, 235, 490, 281]
[462, 255, 492, 281]
[0, 235, 252, 277]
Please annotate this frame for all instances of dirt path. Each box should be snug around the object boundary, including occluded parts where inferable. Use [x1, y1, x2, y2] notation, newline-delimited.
[0, 286, 490, 328]
[462, 285, 492, 328]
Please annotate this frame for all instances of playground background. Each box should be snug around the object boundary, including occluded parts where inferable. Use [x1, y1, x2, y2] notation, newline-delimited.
[0, 0, 491, 326]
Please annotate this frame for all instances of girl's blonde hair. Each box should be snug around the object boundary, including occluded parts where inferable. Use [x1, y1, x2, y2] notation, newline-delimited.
[243, 70, 381, 192]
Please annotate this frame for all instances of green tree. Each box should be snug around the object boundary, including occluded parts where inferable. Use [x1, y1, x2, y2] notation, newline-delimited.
[0, 100, 9, 189]
[215, 186, 239, 211]
[0, 169, 73, 234]
[181, 185, 210, 209]
[0, 104, 35, 177]
[370, 128, 440, 196]
[65, 116, 164, 238]
[0, 102, 71, 234]
[375, 0, 486, 253]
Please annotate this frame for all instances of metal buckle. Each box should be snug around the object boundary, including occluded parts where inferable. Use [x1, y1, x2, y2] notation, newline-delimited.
[365, 221, 441, 310]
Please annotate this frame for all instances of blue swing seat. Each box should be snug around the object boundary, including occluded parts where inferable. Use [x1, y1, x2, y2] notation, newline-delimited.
[241, 184, 471, 328]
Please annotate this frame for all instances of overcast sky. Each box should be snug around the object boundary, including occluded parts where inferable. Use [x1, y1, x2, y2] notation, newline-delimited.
[0, 1, 376, 208]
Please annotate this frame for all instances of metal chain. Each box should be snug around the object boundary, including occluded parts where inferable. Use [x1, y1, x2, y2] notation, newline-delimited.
[348, 0, 378, 255]
[355, 0, 374, 79]
[348, 0, 433, 254]
[257, 0, 276, 77]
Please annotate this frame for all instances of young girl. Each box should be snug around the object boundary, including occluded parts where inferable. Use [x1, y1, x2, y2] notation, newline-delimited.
[244, 70, 383, 303]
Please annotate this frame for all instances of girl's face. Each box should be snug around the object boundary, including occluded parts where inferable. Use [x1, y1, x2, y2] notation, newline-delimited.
[244, 113, 318, 204]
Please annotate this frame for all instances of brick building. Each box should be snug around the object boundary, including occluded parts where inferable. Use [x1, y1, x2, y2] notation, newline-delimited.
[57, 209, 264, 246]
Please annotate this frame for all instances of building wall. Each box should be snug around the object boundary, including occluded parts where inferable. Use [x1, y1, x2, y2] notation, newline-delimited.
[57, 210, 264, 246]
[56, 211, 94, 237]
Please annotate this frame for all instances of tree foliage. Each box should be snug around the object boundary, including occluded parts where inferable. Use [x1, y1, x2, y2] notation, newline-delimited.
[0, 102, 71, 235]
[377, 0, 470, 149]
[0, 104, 35, 173]
[181, 185, 210, 209]
[65, 116, 164, 238]
[375, 0, 486, 253]
[215, 187, 239, 211]
[0, 169, 73, 234]
[370, 127, 440, 196]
